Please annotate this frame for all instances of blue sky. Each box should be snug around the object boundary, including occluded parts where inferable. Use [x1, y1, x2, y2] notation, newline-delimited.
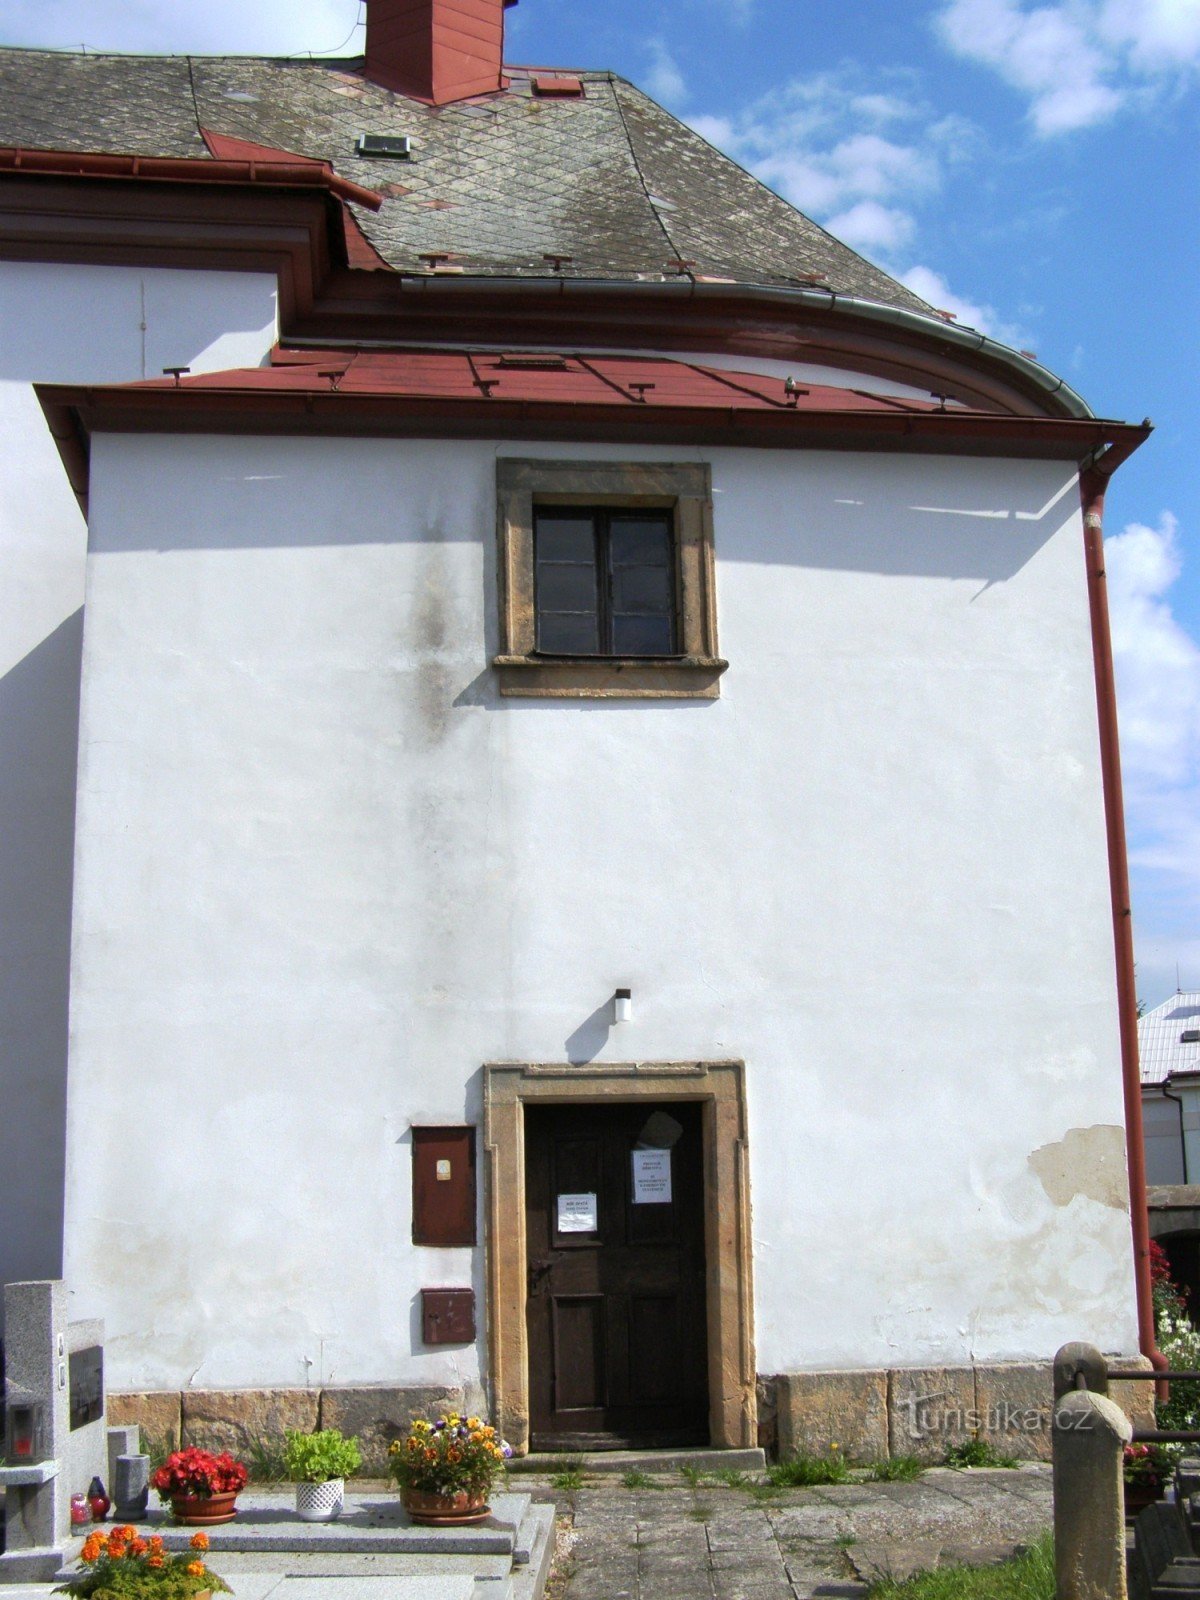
[7, 0, 1200, 1005]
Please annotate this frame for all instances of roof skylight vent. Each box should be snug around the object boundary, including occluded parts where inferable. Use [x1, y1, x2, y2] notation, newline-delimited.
[1183, 1030, 1200, 1044]
[356, 134, 411, 160]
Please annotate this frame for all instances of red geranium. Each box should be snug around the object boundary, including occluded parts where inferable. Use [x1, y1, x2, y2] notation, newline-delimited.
[151, 1447, 248, 1500]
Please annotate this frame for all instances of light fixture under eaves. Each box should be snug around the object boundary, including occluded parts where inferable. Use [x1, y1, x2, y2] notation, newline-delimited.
[614, 988, 632, 1024]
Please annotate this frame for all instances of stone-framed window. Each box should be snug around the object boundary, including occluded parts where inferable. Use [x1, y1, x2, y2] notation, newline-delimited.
[493, 459, 726, 698]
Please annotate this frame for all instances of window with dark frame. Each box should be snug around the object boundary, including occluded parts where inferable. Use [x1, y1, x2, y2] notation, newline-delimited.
[534, 506, 678, 658]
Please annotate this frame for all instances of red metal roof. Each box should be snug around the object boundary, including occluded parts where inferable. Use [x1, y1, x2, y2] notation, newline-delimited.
[136, 347, 955, 414]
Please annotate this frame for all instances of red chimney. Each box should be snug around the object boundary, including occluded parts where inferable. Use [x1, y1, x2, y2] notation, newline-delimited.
[365, 0, 517, 105]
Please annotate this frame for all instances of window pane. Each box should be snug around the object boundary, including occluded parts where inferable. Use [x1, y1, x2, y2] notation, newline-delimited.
[539, 611, 601, 654]
[609, 516, 672, 568]
[612, 614, 675, 656]
[536, 514, 596, 564]
[538, 563, 599, 613]
[613, 564, 673, 614]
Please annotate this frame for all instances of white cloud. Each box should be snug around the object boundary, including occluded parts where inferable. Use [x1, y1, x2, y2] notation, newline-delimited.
[1107, 512, 1200, 1000]
[898, 264, 1029, 342]
[935, 0, 1200, 134]
[1108, 513, 1200, 789]
[825, 200, 916, 253]
[644, 39, 687, 106]
[685, 71, 958, 241]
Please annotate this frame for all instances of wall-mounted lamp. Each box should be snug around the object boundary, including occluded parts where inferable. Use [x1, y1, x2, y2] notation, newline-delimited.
[614, 988, 633, 1024]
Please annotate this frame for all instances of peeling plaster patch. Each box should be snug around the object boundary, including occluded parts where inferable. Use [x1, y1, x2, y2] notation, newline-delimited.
[1028, 1125, 1128, 1211]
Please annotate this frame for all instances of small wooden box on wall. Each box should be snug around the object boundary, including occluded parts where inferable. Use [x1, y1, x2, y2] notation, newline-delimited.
[411, 1125, 476, 1246]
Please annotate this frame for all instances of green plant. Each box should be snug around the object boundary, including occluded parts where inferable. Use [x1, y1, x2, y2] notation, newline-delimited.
[550, 1467, 585, 1492]
[767, 1447, 853, 1487]
[139, 1432, 173, 1477]
[387, 1413, 510, 1498]
[621, 1469, 657, 1489]
[55, 1527, 230, 1599]
[688, 1502, 714, 1522]
[867, 1531, 1053, 1600]
[283, 1428, 362, 1484]
[747, 1479, 781, 1501]
[867, 1455, 925, 1482]
[678, 1464, 709, 1487]
[245, 1435, 288, 1483]
[1124, 1441, 1175, 1489]
[943, 1440, 1018, 1470]
[716, 1468, 748, 1489]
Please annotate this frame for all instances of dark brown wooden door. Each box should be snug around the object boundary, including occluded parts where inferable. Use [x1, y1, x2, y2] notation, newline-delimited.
[524, 1100, 709, 1450]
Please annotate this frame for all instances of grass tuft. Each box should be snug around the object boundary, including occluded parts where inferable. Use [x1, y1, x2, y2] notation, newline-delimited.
[767, 1449, 854, 1487]
[621, 1469, 658, 1490]
[550, 1461, 586, 1492]
[944, 1440, 1020, 1470]
[716, 1468, 749, 1489]
[246, 1434, 289, 1483]
[866, 1455, 926, 1482]
[868, 1532, 1053, 1600]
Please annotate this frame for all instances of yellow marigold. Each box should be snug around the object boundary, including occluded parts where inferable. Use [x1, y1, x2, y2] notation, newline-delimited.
[129, 1537, 148, 1557]
[80, 1540, 101, 1564]
[95, 1533, 110, 1548]
[467, 1417, 481, 1429]
[186, 1561, 206, 1577]
[189, 1532, 210, 1551]
[146, 1555, 165, 1569]
[148, 1537, 165, 1554]
[118, 1526, 137, 1540]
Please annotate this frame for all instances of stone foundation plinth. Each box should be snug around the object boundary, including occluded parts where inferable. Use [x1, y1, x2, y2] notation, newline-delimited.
[107, 1385, 469, 1475]
[765, 1358, 1154, 1464]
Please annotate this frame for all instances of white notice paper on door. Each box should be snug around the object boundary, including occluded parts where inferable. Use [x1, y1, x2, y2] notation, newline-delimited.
[632, 1149, 672, 1204]
[557, 1192, 598, 1232]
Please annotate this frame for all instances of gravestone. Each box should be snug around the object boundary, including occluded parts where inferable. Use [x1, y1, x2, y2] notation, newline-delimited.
[0, 1280, 108, 1583]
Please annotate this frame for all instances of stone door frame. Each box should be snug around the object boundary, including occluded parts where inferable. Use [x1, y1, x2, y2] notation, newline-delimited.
[481, 1060, 756, 1454]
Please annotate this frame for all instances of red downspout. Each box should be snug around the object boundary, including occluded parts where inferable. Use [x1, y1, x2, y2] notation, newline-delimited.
[1080, 461, 1165, 1377]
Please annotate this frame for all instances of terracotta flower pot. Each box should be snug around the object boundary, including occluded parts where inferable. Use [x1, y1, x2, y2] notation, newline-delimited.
[170, 1490, 239, 1525]
[402, 1487, 491, 1526]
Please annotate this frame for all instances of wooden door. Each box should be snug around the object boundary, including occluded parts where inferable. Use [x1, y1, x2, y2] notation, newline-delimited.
[524, 1100, 709, 1449]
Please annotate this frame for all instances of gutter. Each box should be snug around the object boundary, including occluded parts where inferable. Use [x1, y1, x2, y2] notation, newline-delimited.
[0, 144, 382, 211]
[1162, 1079, 1188, 1184]
[384, 274, 1095, 420]
[1080, 449, 1166, 1377]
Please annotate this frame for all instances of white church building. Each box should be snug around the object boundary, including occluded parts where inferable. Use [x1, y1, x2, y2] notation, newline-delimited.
[0, 0, 1155, 1463]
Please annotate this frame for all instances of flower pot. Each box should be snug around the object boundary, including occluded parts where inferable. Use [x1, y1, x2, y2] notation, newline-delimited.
[1125, 1481, 1166, 1515]
[402, 1488, 491, 1526]
[170, 1490, 239, 1525]
[295, 1478, 345, 1522]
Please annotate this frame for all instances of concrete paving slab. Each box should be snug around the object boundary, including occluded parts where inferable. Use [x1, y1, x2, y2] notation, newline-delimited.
[271, 1579, 476, 1600]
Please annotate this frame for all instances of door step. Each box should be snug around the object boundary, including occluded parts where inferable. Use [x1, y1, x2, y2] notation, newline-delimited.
[509, 1446, 765, 1475]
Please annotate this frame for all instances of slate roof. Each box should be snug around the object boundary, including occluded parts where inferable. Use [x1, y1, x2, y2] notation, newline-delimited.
[0, 47, 931, 310]
[1140, 993, 1200, 1085]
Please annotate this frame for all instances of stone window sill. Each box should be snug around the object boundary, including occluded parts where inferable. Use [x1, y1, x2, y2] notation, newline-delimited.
[492, 653, 728, 699]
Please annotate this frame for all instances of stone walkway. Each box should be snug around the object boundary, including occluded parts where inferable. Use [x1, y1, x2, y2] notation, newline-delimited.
[523, 1465, 1054, 1600]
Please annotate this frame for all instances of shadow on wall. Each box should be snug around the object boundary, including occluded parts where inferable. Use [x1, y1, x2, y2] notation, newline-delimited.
[0, 609, 83, 1330]
[87, 438, 1069, 586]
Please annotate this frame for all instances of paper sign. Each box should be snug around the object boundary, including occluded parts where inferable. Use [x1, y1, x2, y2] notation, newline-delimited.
[435, 1159, 452, 1182]
[632, 1148, 672, 1204]
[557, 1192, 598, 1233]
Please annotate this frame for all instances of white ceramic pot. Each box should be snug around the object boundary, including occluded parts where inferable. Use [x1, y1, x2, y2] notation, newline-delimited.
[295, 1478, 344, 1522]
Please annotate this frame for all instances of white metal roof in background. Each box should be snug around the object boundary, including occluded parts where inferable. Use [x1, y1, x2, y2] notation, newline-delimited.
[1140, 992, 1200, 1084]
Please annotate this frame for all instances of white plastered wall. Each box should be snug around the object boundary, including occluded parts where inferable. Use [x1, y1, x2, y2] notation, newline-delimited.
[63, 431, 1138, 1390]
[0, 263, 276, 1322]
